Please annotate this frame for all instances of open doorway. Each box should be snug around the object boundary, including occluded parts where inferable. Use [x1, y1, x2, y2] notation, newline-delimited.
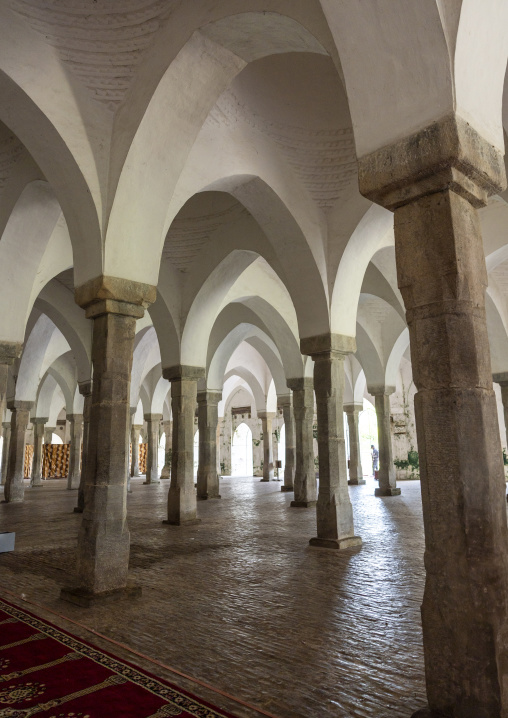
[278, 423, 286, 476]
[231, 422, 253, 476]
[359, 398, 378, 477]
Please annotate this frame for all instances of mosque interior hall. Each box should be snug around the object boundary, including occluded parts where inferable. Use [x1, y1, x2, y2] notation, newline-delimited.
[2, 2, 508, 718]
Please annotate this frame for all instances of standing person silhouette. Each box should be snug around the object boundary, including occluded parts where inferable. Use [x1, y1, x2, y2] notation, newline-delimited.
[371, 444, 379, 477]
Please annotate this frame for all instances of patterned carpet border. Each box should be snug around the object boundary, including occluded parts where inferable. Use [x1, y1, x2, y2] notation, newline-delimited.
[0, 596, 239, 718]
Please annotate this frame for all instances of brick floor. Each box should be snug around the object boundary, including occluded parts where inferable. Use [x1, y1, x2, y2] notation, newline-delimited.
[0, 476, 427, 717]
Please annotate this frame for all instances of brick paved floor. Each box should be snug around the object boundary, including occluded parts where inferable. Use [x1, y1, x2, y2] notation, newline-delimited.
[0, 476, 427, 717]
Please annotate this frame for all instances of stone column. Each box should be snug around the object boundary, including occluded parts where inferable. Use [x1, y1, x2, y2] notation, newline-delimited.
[143, 413, 162, 484]
[371, 391, 400, 496]
[1, 421, 11, 486]
[288, 378, 316, 507]
[163, 366, 203, 525]
[278, 394, 295, 492]
[301, 336, 361, 550]
[66, 414, 83, 490]
[4, 401, 32, 503]
[130, 423, 142, 477]
[197, 391, 221, 500]
[344, 403, 365, 485]
[0, 342, 22, 485]
[44, 426, 55, 444]
[31, 418, 47, 487]
[61, 279, 155, 605]
[359, 115, 508, 716]
[74, 381, 92, 513]
[258, 411, 275, 482]
[160, 420, 172, 479]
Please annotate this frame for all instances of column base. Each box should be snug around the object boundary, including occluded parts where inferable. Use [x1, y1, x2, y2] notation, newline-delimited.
[60, 583, 141, 608]
[143, 480, 160, 485]
[66, 487, 78, 491]
[348, 478, 366, 485]
[259, 478, 271, 482]
[309, 536, 362, 550]
[375, 487, 401, 496]
[291, 500, 316, 508]
[410, 709, 432, 718]
[197, 494, 221, 500]
[73, 507, 83, 514]
[281, 486, 294, 492]
[160, 476, 170, 480]
[162, 518, 201, 526]
[31, 484, 44, 488]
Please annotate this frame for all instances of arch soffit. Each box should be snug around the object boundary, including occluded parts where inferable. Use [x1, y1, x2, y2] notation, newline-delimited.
[15, 314, 68, 402]
[223, 367, 266, 413]
[0, 11, 103, 282]
[0, 181, 62, 342]
[105, 4, 335, 283]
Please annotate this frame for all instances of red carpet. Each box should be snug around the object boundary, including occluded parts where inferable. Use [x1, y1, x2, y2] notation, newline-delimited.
[0, 597, 240, 718]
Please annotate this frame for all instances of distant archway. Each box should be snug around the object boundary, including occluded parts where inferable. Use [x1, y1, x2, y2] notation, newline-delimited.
[359, 399, 377, 477]
[158, 433, 165, 473]
[231, 423, 253, 477]
[278, 423, 286, 476]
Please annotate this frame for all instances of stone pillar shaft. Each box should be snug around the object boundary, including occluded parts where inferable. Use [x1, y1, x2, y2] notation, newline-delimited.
[74, 308, 139, 595]
[310, 352, 360, 549]
[160, 420, 172, 479]
[164, 372, 201, 525]
[372, 393, 400, 496]
[197, 391, 221, 500]
[144, 413, 161, 484]
[280, 397, 295, 492]
[67, 414, 83, 490]
[288, 380, 316, 506]
[1, 421, 11, 486]
[31, 419, 47, 487]
[75, 383, 92, 513]
[397, 188, 508, 714]
[344, 404, 365, 485]
[4, 402, 32, 503]
[258, 412, 275, 482]
[358, 115, 508, 715]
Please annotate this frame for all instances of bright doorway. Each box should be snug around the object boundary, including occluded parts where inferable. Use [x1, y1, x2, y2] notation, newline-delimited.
[231, 423, 253, 476]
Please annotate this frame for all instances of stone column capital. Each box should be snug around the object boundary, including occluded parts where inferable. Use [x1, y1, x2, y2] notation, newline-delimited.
[287, 377, 313, 392]
[277, 394, 292, 409]
[197, 390, 222, 406]
[2, 421, 11, 430]
[163, 365, 206, 382]
[67, 414, 84, 424]
[358, 113, 506, 211]
[31, 417, 49, 425]
[493, 372, 508, 386]
[75, 275, 156, 320]
[257, 411, 276, 420]
[7, 400, 33, 412]
[368, 386, 395, 397]
[133, 424, 144, 431]
[144, 413, 162, 423]
[343, 403, 363, 414]
[300, 333, 356, 358]
[0, 341, 23, 366]
[78, 380, 93, 397]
